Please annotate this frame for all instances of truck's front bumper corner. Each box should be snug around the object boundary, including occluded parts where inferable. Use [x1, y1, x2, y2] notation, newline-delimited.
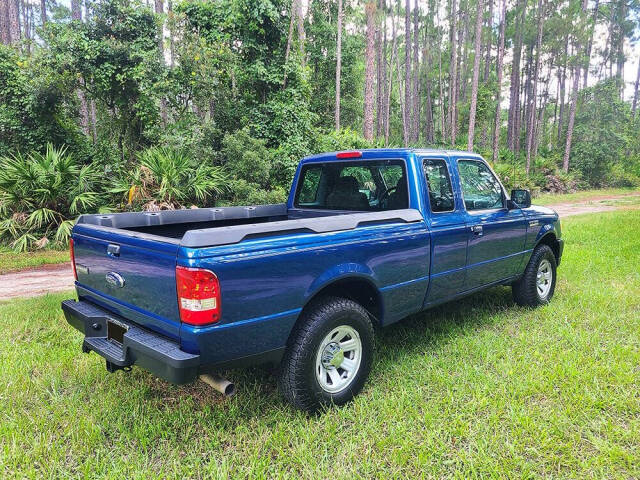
[62, 299, 200, 385]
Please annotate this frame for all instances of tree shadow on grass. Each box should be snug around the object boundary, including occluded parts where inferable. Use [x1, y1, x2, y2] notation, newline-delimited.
[134, 285, 519, 421]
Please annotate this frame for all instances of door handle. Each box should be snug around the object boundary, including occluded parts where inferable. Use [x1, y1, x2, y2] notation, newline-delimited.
[470, 225, 483, 236]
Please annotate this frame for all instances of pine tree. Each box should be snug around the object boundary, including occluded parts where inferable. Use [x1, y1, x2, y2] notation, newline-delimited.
[492, 0, 507, 162]
[467, 0, 484, 151]
[364, 1, 377, 140]
[335, 0, 343, 130]
[525, 0, 545, 174]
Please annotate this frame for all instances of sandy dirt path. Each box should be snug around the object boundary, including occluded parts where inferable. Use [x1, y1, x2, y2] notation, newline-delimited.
[547, 192, 640, 217]
[0, 262, 74, 300]
[1, 192, 638, 301]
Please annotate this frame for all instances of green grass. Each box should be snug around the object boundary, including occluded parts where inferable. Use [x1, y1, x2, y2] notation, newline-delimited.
[534, 187, 639, 205]
[1, 211, 639, 478]
[0, 248, 69, 274]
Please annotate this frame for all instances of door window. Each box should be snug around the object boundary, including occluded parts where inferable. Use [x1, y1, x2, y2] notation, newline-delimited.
[458, 160, 504, 211]
[423, 158, 455, 212]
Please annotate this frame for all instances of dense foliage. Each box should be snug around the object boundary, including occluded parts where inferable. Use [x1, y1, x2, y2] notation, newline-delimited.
[0, 0, 638, 250]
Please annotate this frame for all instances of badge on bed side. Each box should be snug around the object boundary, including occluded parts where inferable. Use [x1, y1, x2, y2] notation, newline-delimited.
[105, 272, 125, 288]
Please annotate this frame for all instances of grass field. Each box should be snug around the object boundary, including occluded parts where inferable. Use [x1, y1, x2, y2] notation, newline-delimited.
[533, 187, 639, 205]
[0, 248, 68, 274]
[1, 210, 639, 478]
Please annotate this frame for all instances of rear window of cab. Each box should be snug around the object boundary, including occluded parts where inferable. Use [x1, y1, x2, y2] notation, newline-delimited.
[294, 160, 408, 211]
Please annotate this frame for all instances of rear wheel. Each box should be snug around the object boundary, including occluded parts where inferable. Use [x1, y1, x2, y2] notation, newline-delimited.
[512, 244, 557, 307]
[278, 296, 374, 413]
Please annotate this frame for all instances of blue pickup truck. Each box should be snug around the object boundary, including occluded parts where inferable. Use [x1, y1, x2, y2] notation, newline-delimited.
[62, 149, 563, 412]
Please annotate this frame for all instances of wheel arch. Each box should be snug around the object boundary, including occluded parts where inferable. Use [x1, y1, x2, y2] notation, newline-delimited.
[535, 231, 561, 264]
[301, 275, 383, 324]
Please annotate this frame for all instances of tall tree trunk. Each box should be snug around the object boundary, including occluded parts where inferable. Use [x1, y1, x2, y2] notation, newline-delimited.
[633, 58, 640, 119]
[563, 65, 579, 172]
[557, 33, 568, 141]
[296, 0, 306, 65]
[168, 0, 175, 67]
[483, 0, 494, 83]
[381, 0, 388, 138]
[364, 1, 377, 141]
[412, 3, 420, 143]
[563, 0, 587, 173]
[376, 0, 383, 137]
[479, 0, 494, 148]
[492, 0, 507, 163]
[447, 0, 458, 145]
[423, 14, 434, 143]
[525, 0, 544, 174]
[155, 0, 168, 126]
[467, 0, 484, 151]
[403, 0, 411, 146]
[533, 66, 550, 158]
[458, 6, 470, 102]
[8, 0, 20, 43]
[385, 8, 399, 146]
[582, 0, 600, 89]
[71, 1, 90, 136]
[71, 0, 81, 20]
[283, 0, 298, 87]
[507, 0, 524, 151]
[615, 0, 625, 88]
[520, 42, 533, 155]
[335, 0, 343, 130]
[40, 0, 46, 25]
[0, 0, 10, 45]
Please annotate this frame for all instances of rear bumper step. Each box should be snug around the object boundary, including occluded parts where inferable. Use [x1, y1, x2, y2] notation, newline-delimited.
[62, 299, 200, 384]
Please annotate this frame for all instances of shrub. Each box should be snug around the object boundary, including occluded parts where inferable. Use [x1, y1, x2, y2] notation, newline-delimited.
[0, 145, 104, 251]
[221, 129, 272, 188]
[223, 179, 287, 206]
[607, 163, 640, 188]
[111, 146, 227, 210]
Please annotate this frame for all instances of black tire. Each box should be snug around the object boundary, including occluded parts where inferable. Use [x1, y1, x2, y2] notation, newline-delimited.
[512, 244, 557, 307]
[278, 296, 375, 413]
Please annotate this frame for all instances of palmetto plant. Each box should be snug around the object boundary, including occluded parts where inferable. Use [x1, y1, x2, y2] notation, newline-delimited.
[111, 147, 227, 210]
[0, 145, 105, 251]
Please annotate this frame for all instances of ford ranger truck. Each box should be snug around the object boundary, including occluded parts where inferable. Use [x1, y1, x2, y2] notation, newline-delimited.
[62, 149, 563, 412]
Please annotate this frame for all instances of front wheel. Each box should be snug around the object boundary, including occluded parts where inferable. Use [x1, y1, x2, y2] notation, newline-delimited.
[512, 244, 557, 307]
[278, 296, 374, 413]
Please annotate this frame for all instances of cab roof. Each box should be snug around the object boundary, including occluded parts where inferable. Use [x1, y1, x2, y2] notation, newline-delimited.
[300, 148, 484, 164]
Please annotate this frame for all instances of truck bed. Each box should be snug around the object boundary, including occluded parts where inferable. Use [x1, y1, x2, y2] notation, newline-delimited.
[76, 204, 423, 247]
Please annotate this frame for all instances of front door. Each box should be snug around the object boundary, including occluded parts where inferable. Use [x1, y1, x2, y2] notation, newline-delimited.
[456, 158, 527, 291]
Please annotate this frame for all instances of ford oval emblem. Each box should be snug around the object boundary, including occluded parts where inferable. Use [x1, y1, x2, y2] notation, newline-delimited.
[105, 272, 125, 288]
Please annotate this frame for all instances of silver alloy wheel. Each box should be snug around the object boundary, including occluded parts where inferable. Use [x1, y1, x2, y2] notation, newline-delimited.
[536, 258, 553, 299]
[315, 325, 362, 394]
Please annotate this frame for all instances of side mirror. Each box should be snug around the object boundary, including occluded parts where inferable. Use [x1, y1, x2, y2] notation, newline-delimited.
[510, 189, 531, 208]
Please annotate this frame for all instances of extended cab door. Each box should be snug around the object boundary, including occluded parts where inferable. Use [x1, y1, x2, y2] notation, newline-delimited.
[421, 156, 469, 305]
[455, 157, 527, 290]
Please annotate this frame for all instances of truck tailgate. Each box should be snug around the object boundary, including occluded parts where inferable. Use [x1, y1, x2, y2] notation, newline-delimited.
[72, 225, 181, 340]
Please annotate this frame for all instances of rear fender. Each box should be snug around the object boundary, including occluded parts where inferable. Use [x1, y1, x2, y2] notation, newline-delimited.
[304, 263, 378, 304]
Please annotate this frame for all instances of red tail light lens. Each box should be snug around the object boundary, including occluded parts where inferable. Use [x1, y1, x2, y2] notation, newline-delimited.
[336, 151, 362, 159]
[70, 238, 77, 281]
[176, 266, 221, 325]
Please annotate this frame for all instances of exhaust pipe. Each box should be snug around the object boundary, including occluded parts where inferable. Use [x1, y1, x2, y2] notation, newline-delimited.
[199, 374, 236, 397]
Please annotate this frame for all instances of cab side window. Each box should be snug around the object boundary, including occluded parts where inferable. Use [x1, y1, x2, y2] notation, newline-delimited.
[423, 158, 454, 212]
[458, 160, 504, 211]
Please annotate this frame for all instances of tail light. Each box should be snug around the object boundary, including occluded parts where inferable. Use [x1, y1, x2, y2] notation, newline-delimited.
[176, 266, 221, 325]
[70, 238, 77, 281]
